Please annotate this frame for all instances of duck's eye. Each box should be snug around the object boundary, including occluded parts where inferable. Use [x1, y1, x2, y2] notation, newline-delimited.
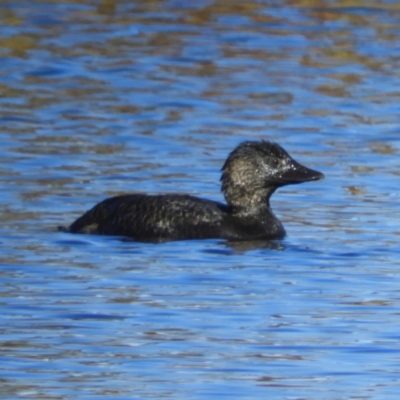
[271, 158, 280, 168]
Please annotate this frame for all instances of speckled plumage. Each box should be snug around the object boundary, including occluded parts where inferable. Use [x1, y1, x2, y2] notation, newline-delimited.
[64, 141, 324, 243]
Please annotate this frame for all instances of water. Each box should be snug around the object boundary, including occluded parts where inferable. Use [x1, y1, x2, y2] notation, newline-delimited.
[1, 1, 400, 399]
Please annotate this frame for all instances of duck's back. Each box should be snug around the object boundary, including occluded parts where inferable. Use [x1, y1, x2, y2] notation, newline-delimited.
[68, 194, 230, 242]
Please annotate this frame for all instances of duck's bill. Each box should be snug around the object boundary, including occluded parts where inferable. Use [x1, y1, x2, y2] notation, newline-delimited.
[280, 161, 324, 184]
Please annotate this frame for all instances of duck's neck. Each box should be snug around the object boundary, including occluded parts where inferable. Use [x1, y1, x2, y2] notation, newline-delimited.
[226, 187, 278, 217]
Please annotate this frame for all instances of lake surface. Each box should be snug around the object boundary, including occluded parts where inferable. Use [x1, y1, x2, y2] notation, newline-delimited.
[1, 1, 400, 399]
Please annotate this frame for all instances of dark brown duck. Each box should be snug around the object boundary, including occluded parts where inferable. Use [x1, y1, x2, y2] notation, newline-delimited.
[62, 141, 324, 243]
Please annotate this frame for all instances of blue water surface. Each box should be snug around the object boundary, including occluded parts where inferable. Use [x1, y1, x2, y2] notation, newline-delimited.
[1, 1, 400, 399]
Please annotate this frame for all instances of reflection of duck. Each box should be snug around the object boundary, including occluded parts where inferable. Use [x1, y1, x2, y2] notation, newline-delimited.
[63, 141, 324, 243]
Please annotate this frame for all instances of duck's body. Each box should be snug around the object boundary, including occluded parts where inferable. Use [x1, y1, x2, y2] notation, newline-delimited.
[64, 141, 323, 243]
[68, 193, 285, 243]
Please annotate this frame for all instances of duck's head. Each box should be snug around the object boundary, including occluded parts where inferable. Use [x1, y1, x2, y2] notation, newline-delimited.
[221, 140, 324, 210]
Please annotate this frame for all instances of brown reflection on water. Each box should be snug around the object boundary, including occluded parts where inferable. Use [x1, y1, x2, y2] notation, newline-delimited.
[0, 1, 398, 123]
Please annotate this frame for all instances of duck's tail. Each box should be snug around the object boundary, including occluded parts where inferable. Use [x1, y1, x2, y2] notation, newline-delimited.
[57, 225, 69, 232]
